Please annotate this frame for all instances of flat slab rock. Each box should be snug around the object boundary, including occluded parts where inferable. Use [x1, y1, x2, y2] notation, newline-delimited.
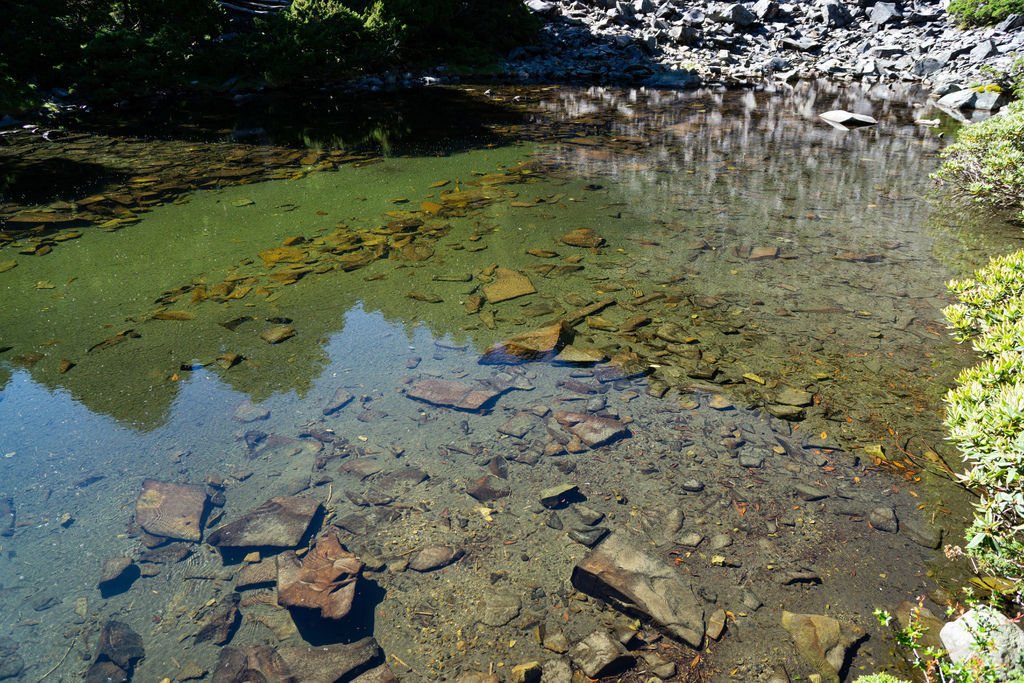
[481, 321, 574, 363]
[819, 110, 877, 128]
[135, 479, 208, 542]
[571, 532, 704, 647]
[212, 645, 292, 683]
[554, 411, 629, 448]
[405, 379, 505, 412]
[278, 637, 381, 682]
[277, 532, 362, 620]
[208, 496, 320, 549]
[482, 267, 536, 304]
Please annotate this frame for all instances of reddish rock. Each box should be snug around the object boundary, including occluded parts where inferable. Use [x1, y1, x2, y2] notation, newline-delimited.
[278, 638, 382, 683]
[466, 474, 511, 502]
[135, 480, 208, 542]
[409, 546, 462, 572]
[212, 645, 294, 683]
[554, 412, 629, 448]
[482, 267, 536, 304]
[481, 321, 574, 363]
[277, 532, 362, 620]
[405, 379, 504, 412]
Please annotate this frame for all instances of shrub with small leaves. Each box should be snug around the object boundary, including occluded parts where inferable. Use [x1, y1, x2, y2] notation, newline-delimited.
[949, 0, 1024, 26]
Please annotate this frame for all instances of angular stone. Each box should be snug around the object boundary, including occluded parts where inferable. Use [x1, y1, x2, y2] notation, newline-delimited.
[260, 325, 296, 344]
[212, 645, 293, 683]
[236, 558, 277, 589]
[135, 479, 208, 542]
[941, 605, 1024, 677]
[195, 594, 240, 645]
[554, 411, 629, 448]
[509, 661, 542, 683]
[478, 591, 522, 627]
[322, 388, 354, 416]
[481, 321, 574, 363]
[749, 246, 779, 260]
[483, 267, 536, 304]
[85, 661, 127, 683]
[570, 631, 632, 678]
[467, 474, 511, 502]
[902, 516, 942, 549]
[96, 620, 145, 671]
[819, 110, 877, 127]
[775, 386, 813, 406]
[406, 379, 504, 412]
[278, 637, 381, 683]
[208, 496, 320, 549]
[277, 532, 362, 620]
[409, 545, 461, 572]
[233, 400, 270, 423]
[540, 484, 579, 508]
[572, 532, 705, 647]
[350, 664, 398, 683]
[869, 506, 899, 533]
[98, 557, 136, 590]
[554, 345, 607, 364]
[781, 611, 865, 683]
[560, 228, 606, 248]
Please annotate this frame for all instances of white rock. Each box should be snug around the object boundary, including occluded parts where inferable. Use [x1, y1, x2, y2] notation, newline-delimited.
[940, 605, 1024, 680]
[819, 110, 878, 127]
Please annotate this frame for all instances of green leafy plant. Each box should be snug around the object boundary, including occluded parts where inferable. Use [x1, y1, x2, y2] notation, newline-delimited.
[933, 100, 1024, 222]
[948, 0, 1024, 26]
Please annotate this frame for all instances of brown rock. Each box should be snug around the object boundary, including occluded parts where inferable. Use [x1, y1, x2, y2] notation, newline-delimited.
[259, 246, 307, 266]
[780, 611, 865, 683]
[554, 412, 629, 448]
[260, 325, 296, 344]
[455, 675, 500, 683]
[236, 559, 277, 589]
[482, 267, 536, 303]
[98, 557, 134, 588]
[749, 246, 780, 260]
[351, 664, 398, 683]
[560, 228, 606, 248]
[277, 532, 362, 620]
[466, 474, 511, 502]
[96, 620, 145, 671]
[212, 645, 294, 683]
[409, 546, 462, 572]
[195, 594, 240, 645]
[572, 533, 705, 647]
[481, 321, 574, 363]
[406, 379, 504, 412]
[554, 345, 607, 364]
[278, 637, 381, 683]
[135, 480, 208, 542]
[208, 496, 320, 549]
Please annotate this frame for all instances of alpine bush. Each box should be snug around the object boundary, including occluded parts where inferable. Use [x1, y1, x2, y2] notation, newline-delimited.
[949, 0, 1024, 26]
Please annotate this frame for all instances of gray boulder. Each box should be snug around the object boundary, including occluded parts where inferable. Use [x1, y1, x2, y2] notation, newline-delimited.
[869, 2, 902, 25]
[820, 0, 853, 28]
[940, 606, 1024, 680]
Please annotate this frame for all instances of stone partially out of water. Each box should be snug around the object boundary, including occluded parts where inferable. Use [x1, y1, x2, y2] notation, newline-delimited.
[212, 645, 293, 683]
[277, 531, 362, 620]
[780, 611, 866, 683]
[560, 228, 606, 248]
[208, 496, 320, 549]
[278, 638, 382, 683]
[481, 321, 574, 363]
[482, 267, 536, 303]
[571, 532, 705, 647]
[819, 110, 877, 127]
[405, 379, 505, 412]
[135, 479, 208, 542]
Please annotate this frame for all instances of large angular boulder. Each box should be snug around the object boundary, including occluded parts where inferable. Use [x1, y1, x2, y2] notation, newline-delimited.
[135, 479, 208, 542]
[208, 496, 320, 550]
[571, 533, 704, 647]
[277, 532, 362, 620]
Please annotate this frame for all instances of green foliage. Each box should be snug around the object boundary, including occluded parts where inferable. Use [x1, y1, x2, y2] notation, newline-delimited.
[933, 100, 1024, 221]
[949, 0, 1024, 26]
[944, 249, 1024, 592]
[853, 673, 909, 683]
[980, 56, 1024, 100]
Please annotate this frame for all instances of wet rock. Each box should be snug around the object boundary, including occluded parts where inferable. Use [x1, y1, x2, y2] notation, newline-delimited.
[340, 458, 383, 480]
[819, 110, 877, 127]
[570, 630, 632, 678]
[483, 267, 536, 303]
[540, 483, 579, 508]
[554, 411, 629, 448]
[98, 556, 140, 597]
[0, 638, 24, 681]
[236, 558, 277, 589]
[681, 479, 704, 493]
[794, 483, 828, 501]
[767, 404, 805, 420]
[775, 386, 814, 406]
[409, 545, 462, 572]
[560, 228, 606, 248]
[85, 661, 129, 683]
[350, 664, 398, 683]
[135, 479, 209, 542]
[572, 532, 705, 647]
[498, 413, 536, 438]
[707, 608, 727, 640]
[478, 591, 522, 626]
[941, 605, 1024, 678]
[233, 400, 270, 423]
[278, 637, 382, 682]
[481, 321, 574, 363]
[212, 645, 293, 683]
[406, 379, 505, 412]
[780, 611, 865, 683]
[541, 659, 572, 683]
[902, 516, 942, 549]
[196, 594, 241, 645]
[0, 495, 14, 537]
[467, 474, 511, 502]
[277, 531, 362, 620]
[569, 527, 609, 547]
[575, 506, 604, 526]
[509, 661, 542, 683]
[95, 620, 145, 672]
[554, 345, 606, 363]
[869, 506, 899, 533]
[322, 388, 354, 416]
[208, 496, 320, 549]
[260, 325, 296, 344]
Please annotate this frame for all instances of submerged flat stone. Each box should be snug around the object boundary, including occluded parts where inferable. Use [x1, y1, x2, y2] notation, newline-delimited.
[554, 411, 629, 448]
[278, 638, 382, 683]
[572, 532, 705, 647]
[482, 267, 536, 303]
[482, 321, 574, 363]
[406, 379, 504, 412]
[277, 532, 362, 620]
[208, 496, 320, 549]
[135, 480, 208, 542]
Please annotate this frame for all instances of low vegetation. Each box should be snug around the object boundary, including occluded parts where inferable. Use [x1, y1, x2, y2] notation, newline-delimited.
[949, 0, 1024, 26]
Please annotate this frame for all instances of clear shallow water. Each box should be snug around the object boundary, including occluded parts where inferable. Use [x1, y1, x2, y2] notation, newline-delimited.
[0, 82, 1021, 682]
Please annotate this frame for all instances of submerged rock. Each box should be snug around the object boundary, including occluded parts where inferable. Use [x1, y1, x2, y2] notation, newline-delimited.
[780, 611, 865, 683]
[86, 620, 144, 682]
[212, 645, 293, 683]
[554, 411, 629, 448]
[277, 531, 362, 620]
[278, 637, 382, 682]
[571, 532, 704, 647]
[569, 630, 632, 678]
[482, 267, 536, 303]
[481, 321, 574, 363]
[560, 228, 606, 248]
[406, 379, 505, 412]
[409, 545, 462, 572]
[135, 479, 208, 542]
[208, 496, 320, 549]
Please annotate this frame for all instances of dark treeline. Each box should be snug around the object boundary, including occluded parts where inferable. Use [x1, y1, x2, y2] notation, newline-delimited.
[0, 0, 538, 113]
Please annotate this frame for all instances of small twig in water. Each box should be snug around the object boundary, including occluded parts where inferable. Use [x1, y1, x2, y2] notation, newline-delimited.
[37, 638, 75, 682]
